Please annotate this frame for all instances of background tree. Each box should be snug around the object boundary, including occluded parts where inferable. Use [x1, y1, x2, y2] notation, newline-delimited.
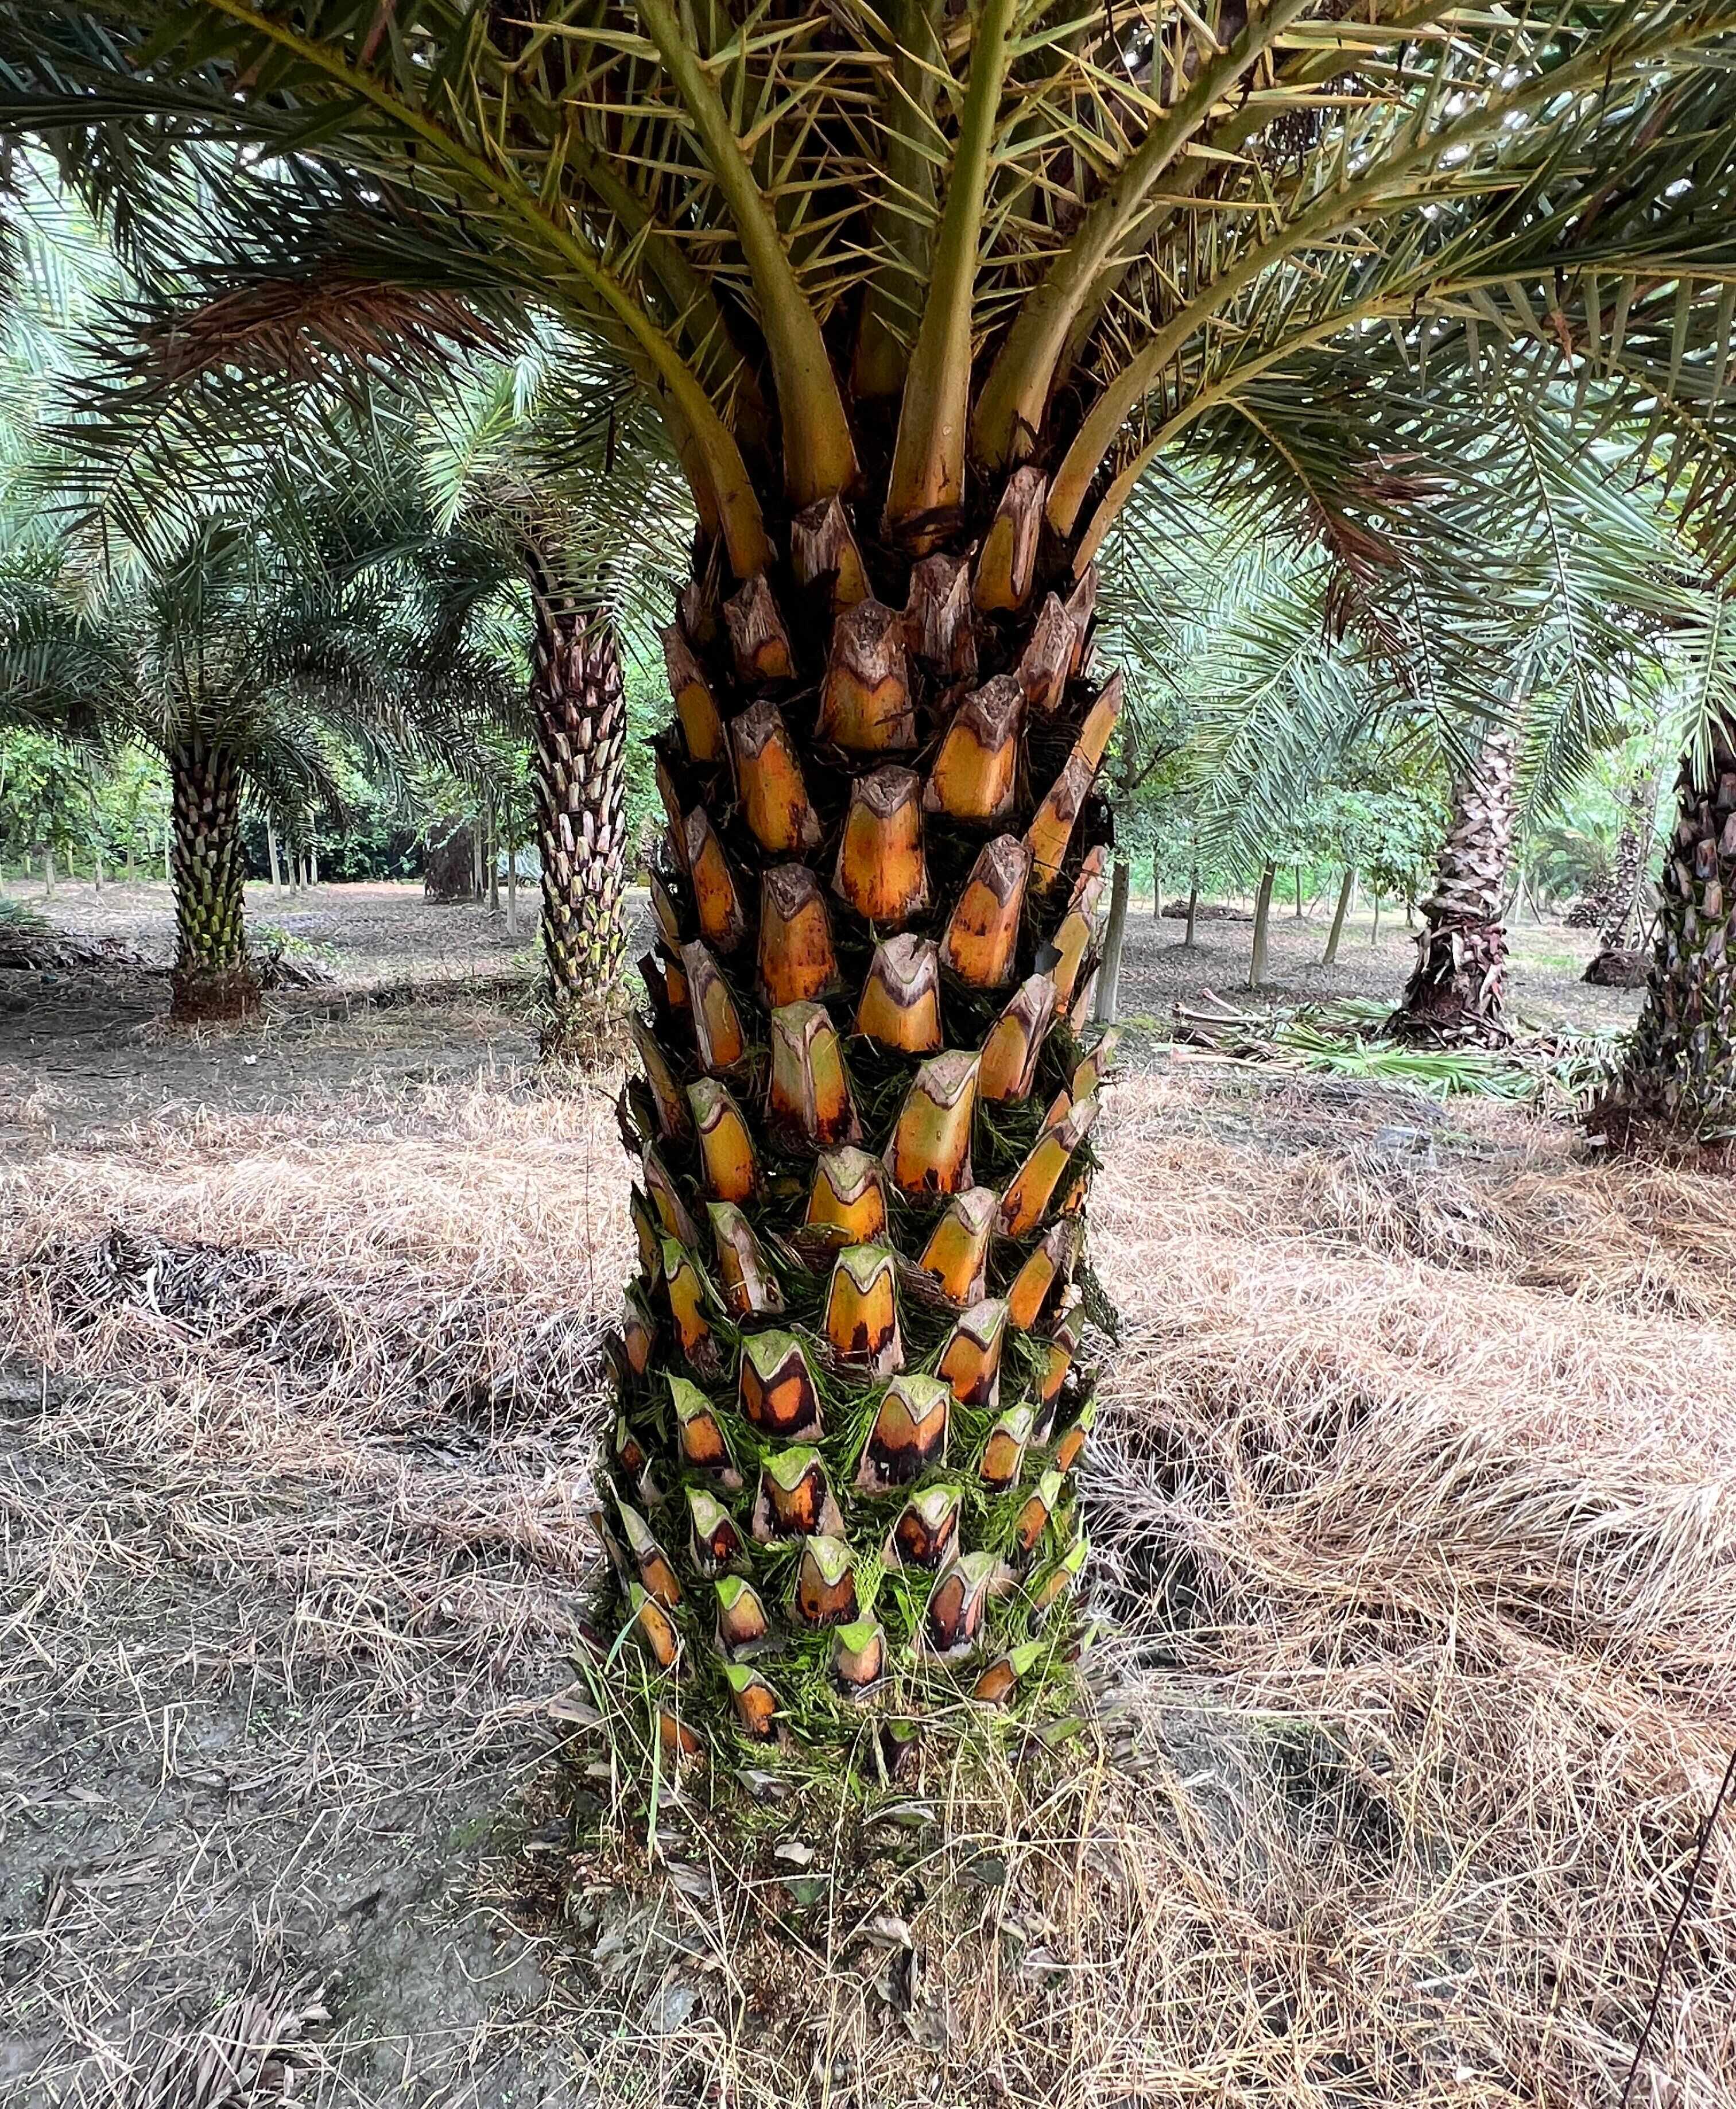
[1591, 608, 1736, 1145]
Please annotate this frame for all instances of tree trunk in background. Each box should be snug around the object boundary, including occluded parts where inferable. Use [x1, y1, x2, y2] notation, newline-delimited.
[1184, 872, 1200, 947]
[43, 847, 55, 898]
[1389, 730, 1517, 1046]
[1293, 863, 1304, 917]
[1322, 869, 1354, 967]
[1583, 772, 1657, 984]
[530, 604, 628, 1061]
[168, 736, 258, 1022]
[94, 848, 104, 892]
[1248, 863, 1276, 990]
[487, 793, 501, 914]
[267, 817, 282, 897]
[1591, 725, 1736, 1148]
[309, 837, 319, 887]
[1150, 847, 1160, 920]
[1092, 855, 1131, 1025]
[424, 820, 474, 902]
[506, 817, 519, 939]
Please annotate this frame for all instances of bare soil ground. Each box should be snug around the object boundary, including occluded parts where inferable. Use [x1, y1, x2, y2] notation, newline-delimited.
[1114, 889, 1644, 1041]
[1, 883, 1729, 2109]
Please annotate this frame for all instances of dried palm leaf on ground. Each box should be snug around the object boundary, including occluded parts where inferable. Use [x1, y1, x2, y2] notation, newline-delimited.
[1172, 991, 1623, 1111]
[0, 897, 155, 974]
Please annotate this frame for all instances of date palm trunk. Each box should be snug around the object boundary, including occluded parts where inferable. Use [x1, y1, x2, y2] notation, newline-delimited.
[606, 478, 1115, 1766]
[1591, 724, 1736, 1147]
[1583, 770, 1657, 983]
[1389, 730, 1517, 1047]
[168, 736, 258, 1022]
[1248, 863, 1276, 990]
[529, 602, 629, 1061]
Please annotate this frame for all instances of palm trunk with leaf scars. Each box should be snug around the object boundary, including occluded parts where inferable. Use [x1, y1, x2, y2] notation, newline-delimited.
[1585, 771, 1658, 975]
[603, 455, 1125, 1769]
[527, 594, 629, 1061]
[168, 735, 258, 1023]
[1389, 730, 1517, 1048]
[1591, 722, 1736, 1147]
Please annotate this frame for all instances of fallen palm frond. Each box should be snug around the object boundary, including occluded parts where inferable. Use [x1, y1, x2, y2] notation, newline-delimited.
[0, 894, 156, 973]
[1173, 989, 1626, 1112]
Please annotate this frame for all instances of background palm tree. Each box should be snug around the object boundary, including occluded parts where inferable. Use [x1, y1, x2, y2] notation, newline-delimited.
[0, 164, 516, 1016]
[17, 155, 694, 1051]
[5, 0, 1735, 1754]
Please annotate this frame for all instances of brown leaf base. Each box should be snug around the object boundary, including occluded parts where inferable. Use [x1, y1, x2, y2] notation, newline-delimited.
[169, 966, 262, 1025]
[1387, 914, 1512, 1049]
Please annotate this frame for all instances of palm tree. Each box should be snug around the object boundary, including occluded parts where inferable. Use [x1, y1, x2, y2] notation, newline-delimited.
[6, 0, 1735, 1755]
[42, 220, 691, 1050]
[0, 499, 512, 1015]
[1590, 608, 1736, 1145]
[1391, 727, 1520, 1043]
[0, 166, 516, 1018]
[1104, 395, 1699, 1038]
[1587, 766, 1661, 955]
[411, 350, 692, 1052]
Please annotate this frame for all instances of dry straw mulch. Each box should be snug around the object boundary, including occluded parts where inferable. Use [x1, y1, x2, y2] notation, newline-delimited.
[1, 1060, 1731, 2108]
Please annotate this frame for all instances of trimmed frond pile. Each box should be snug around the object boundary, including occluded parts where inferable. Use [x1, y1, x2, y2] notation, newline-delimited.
[0, 894, 155, 973]
[1170, 991, 1626, 1111]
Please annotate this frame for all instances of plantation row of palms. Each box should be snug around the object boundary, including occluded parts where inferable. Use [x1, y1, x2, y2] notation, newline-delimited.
[1, 0, 1734, 1765]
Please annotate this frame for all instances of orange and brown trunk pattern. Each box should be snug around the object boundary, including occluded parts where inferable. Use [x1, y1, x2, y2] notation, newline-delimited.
[601, 474, 1121, 1765]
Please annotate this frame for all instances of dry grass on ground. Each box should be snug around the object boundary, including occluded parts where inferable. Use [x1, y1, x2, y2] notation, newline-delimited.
[1, 1032, 1732, 2108]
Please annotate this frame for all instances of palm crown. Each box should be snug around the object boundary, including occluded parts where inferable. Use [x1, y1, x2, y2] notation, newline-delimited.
[6, 1, 1735, 577]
